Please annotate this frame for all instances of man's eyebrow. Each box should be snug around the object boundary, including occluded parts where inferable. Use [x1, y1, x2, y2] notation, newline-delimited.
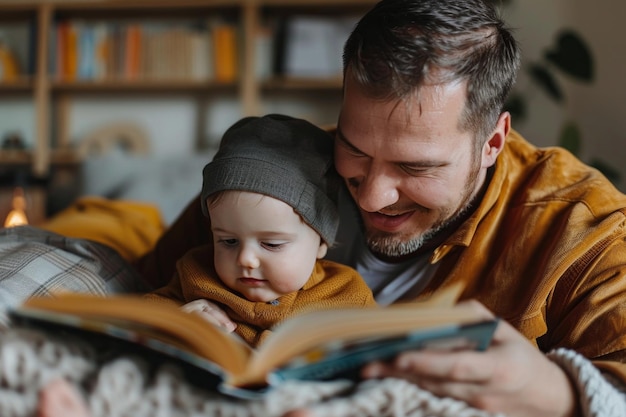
[336, 127, 445, 168]
[335, 128, 364, 154]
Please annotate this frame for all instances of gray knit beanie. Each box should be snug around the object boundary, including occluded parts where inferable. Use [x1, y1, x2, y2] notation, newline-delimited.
[201, 114, 341, 246]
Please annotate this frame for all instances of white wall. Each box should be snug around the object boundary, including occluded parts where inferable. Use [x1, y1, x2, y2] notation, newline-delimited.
[505, 0, 626, 190]
[0, 99, 34, 147]
[67, 91, 342, 153]
[68, 95, 242, 154]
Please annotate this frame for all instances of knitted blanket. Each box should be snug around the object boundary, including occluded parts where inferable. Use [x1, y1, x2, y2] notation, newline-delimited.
[0, 326, 502, 417]
[0, 221, 623, 416]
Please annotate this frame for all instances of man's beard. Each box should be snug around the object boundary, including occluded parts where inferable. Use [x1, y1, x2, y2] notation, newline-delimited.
[365, 165, 481, 258]
[365, 202, 473, 257]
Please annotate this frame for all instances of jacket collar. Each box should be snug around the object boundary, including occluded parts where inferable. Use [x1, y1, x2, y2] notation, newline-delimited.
[431, 130, 517, 263]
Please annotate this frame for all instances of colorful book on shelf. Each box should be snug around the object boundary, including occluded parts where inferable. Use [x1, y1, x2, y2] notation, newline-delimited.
[54, 21, 68, 79]
[124, 24, 142, 80]
[190, 27, 213, 80]
[0, 43, 20, 81]
[77, 23, 95, 80]
[9, 286, 498, 399]
[57, 21, 79, 81]
[212, 22, 238, 83]
[92, 22, 110, 80]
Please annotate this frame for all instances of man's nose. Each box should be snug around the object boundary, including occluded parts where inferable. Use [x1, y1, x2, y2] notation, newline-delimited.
[355, 168, 400, 213]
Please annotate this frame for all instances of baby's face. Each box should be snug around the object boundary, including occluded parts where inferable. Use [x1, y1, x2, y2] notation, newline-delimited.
[209, 191, 326, 303]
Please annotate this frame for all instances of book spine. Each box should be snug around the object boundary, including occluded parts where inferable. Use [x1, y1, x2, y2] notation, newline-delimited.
[92, 23, 109, 80]
[212, 22, 238, 83]
[189, 28, 211, 81]
[254, 24, 274, 80]
[124, 24, 142, 80]
[27, 18, 37, 76]
[0, 43, 20, 81]
[78, 23, 95, 80]
[50, 18, 218, 83]
[54, 21, 67, 80]
[64, 22, 78, 81]
[271, 18, 287, 77]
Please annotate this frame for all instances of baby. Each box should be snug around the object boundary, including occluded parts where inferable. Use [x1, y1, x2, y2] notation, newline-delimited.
[146, 114, 376, 347]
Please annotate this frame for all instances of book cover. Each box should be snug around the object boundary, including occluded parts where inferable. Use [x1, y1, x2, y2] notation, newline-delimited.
[9, 290, 498, 399]
[269, 320, 497, 385]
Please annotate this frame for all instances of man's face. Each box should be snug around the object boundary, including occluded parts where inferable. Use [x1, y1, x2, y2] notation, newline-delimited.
[335, 78, 492, 258]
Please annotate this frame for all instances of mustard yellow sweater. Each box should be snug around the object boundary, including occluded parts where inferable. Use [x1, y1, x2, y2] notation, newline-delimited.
[145, 244, 376, 347]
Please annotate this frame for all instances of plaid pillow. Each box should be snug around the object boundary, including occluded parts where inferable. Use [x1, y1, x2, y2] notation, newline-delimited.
[0, 226, 149, 318]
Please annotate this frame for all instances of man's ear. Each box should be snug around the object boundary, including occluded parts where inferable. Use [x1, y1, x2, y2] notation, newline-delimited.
[481, 112, 510, 168]
[317, 242, 328, 259]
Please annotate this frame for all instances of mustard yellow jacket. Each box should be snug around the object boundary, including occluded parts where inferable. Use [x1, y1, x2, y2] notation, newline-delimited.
[423, 130, 626, 382]
[145, 244, 375, 348]
[134, 129, 626, 382]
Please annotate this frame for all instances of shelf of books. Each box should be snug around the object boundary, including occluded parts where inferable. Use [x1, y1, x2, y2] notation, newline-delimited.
[50, 12, 239, 85]
[0, 5, 36, 90]
[0, 0, 376, 180]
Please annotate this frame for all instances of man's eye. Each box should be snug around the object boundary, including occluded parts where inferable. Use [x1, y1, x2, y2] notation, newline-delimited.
[400, 165, 431, 176]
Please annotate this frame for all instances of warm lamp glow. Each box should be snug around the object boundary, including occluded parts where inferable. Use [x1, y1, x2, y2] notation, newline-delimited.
[4, 187, 29, 227]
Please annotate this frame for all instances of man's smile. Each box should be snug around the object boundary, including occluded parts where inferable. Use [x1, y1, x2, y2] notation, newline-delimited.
[362, 210, 415, 232]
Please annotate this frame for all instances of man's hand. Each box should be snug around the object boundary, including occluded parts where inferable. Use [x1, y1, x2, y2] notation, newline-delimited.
[283, 300, 579, 417]
[359, 300, 579, 417]
[181, 299, 237, 332]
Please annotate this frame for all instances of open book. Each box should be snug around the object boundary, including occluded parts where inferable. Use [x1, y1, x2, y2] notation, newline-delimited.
[10, 287, 498, 399]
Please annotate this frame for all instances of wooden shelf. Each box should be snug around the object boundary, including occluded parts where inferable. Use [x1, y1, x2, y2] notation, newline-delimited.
[0, 78, 34, 92]
[0, 151, 33, 165]
[0, 0, 376, 180]
[0, 4, 38, 17]
[52, 0, 244, 11]
[51, 1, 242, 20]
[0, 149, 81, 166]
[50, 79, 238, 93]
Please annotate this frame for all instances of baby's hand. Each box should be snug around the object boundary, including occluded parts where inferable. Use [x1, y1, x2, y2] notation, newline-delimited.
[181, 299, 237, 332]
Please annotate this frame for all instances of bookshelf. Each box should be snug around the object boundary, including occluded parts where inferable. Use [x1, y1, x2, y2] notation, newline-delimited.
[0, 0, 375, 182]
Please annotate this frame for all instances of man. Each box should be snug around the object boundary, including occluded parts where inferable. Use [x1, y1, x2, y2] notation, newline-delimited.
[135, 0, 626, 416]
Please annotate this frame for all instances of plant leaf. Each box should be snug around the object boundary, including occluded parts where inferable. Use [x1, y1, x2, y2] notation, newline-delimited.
[557, 122, 581, 156]
[544, 30, 594, 82]
[528, 64, 563, 102]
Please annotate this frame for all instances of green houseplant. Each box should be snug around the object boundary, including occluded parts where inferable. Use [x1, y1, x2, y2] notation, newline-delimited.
[489, 0, 620, 184]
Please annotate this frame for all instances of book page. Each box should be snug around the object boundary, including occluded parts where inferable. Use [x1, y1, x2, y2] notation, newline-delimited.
[236, 300, 487, 386]
[20, 293, 252, 375]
